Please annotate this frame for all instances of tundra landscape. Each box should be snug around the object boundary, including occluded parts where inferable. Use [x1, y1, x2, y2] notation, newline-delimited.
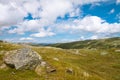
[0, 0, 120, 80]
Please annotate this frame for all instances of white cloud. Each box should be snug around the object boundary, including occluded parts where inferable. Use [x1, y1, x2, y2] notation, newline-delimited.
[8, 20, 42, 34]
[116, 0, 120, 4]
[70, 0, 106, 5]
[90, 35, 99, 39]
[90, 3, 101, 9]
[56, 16, 120, 34]
[3, 37, 35, 43]
[39, 0, 73, 22]
[0, 0, 106, 27]
[20, 37, 34, 41]
[69, 8, 81, 17]
[30, 30, 55, 38]
[0, 3, 27, 27]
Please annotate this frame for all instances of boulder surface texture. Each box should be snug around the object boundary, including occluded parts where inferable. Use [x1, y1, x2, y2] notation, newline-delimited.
[4, 48, 42, 70]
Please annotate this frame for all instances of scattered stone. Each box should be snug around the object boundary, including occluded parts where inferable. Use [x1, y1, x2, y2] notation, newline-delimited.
[100, 52, 108, 55]
[75, 50, 79, 54]
[4, 48, 42, 70]
[46, 66, 56, 73]
[53, 57, 59, 61]
[11, 72, 15, 75]
[66, 68, 73, 74]
[0, 63, 7, 69]
[83, 72, 89, 77]
[35, 65, 42, 75]
[115, 50, 120, 52]
[41, 61, 46, 67]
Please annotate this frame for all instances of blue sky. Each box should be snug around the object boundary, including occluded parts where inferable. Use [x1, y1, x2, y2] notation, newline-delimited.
[0, 0, 120, 43]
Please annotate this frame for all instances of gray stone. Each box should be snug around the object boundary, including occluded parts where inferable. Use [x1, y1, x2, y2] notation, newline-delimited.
[41, 61, 47, 67]
[46, 66, 56, 73]
[66, 68, 73, 74]
[4, 48, 42, 70]
[0, 63, 7, 69]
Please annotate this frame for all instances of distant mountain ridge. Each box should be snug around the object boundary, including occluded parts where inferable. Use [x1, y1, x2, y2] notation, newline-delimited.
[49, 37, 120, 49]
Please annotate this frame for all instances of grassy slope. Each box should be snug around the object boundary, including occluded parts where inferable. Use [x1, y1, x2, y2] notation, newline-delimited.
[32, 47, 120, 80]
[32, 47, 103, 80]
[49, 37, 120, 49]
[0, 39, 120, 80]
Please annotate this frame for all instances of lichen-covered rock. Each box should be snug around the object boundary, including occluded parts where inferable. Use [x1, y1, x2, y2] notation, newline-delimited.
[4, 48, 42, 70]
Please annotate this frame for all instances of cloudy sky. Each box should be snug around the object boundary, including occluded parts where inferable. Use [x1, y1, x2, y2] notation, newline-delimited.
[0, 0, 120, 43]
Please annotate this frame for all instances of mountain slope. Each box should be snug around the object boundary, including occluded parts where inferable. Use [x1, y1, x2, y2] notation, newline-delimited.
[49, 37, 120, 49]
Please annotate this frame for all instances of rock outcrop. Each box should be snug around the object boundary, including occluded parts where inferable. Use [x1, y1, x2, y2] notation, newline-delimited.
[4, 48, 42, 70]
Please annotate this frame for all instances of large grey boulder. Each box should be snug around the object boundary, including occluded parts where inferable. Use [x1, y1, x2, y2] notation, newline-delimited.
[4, 48, 42, 70]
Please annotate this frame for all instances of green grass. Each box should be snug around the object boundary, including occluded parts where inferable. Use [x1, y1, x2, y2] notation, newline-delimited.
[32, 47, 120, 80]
[33, 47, 105, 80]
[0, 68, 43, 80]
[49, 37, 120, 49]
[0, 41, 120, 80]
[0, 42, 22, 51]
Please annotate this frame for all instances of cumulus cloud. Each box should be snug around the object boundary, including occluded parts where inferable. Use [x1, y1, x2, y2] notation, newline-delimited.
[0, 3, 27, 27]
[8, 20, 41, 34]
[56, 16, 120, 34]
[30, 30, 55, 38]
[0, 0, 107, 35]
[2, 0, 119, 42]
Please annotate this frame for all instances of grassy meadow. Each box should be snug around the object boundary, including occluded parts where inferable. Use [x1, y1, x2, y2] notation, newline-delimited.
[0, 38, 120, 80]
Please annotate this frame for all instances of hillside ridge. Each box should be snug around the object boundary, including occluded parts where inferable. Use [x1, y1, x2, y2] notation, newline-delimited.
[49, 37, 120, 49]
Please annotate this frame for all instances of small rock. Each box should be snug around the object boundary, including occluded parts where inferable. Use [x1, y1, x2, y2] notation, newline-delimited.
[0, 64, 7, 69]
[115, 50, 120, 52]
[35, 65, 42, 75]
[66, 68, 73, 74]
[83, 72, 89, 77]
[75, 50, 79, 54]
[41, 61, 46, 67]
[100, 52, 108, 55]
[11, 72, 15, 75]
[53, 57, 59, 61]
[46, 66, 56, 73]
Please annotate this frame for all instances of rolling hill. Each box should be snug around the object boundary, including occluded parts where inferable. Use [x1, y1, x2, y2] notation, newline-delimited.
[49, 37, 120, 49]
